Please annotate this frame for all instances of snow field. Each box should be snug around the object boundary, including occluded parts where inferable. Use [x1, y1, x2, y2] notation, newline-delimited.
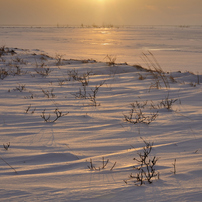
[0, 47, 201, 201]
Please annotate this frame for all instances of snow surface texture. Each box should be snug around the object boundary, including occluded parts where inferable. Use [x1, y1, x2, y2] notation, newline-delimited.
[0, 26, 202, 73]
[0, 46, 201, 201]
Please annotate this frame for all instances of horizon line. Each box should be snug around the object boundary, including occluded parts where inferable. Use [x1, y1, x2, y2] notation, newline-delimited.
[0, 23, 201, 28]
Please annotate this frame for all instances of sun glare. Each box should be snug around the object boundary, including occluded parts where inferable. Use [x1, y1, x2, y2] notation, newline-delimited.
[97, 0, 105, 3]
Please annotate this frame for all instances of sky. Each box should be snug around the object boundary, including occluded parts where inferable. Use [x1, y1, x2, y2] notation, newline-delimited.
[0, 0, 202, 26]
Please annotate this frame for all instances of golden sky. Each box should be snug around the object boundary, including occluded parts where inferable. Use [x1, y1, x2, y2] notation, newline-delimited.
[0, 0, 202, 26]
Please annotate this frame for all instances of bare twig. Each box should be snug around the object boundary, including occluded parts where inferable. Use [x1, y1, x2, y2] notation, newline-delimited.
[110, 162, 117, 171]
[171, 159, 177, 174]
[0, 155, 18, 174]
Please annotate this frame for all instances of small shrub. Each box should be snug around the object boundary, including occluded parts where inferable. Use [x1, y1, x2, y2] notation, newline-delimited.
[24, 92, 35, 99]
[67, 69, 79, 81]
[124, 139, 159, 186]
[0, 68, 9, 80]
[71, 86, 87, 99]
[82, 59, 96, 63]
[104, 55, 116, 66]
[88, 81, 105, 106]
[124, 101, 158, 125]
[189, 82, 197, 87]
[41, 108, 69, 123]
[14, 65, 22, 75]
[0, 46, 16, 56]
[72, 81, 105, 106]
[68, 69, 93, 86]
[41, 88, 55, 98]
[12, 57, 27, 65]
[25, 104, 32, 113]
[35, 62, 51, 77]
[25, 104, 36, 114]
[55, 54, 63, 65]
[159, 96, 178, 110]
[138, 73, 146, 80]
[13, 84, 26, 92]
[58, 79, 66, 86]
[0, 46, 6, 54]
[169, 75, 177, 83]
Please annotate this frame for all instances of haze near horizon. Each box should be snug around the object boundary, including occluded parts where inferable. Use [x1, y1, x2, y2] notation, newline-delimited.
[0, 0, 202, 26]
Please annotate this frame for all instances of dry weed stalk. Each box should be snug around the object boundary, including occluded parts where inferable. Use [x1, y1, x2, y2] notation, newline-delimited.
[25, 104, 32, 113]
[141, 52, 170, 90]
[25, 104, 36, 114]
[171, 159, 177, 174]
[88, 157, 116, 171]
[88, 81, 105, 106]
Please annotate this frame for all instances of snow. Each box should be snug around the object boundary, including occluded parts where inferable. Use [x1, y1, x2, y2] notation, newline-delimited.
[0, 26, 202, 201]
[0, 25, 202, 73]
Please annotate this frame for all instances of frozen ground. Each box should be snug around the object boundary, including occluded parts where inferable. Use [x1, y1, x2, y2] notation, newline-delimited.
[0, 25, 202, 73]
[0, 46, 201, 201]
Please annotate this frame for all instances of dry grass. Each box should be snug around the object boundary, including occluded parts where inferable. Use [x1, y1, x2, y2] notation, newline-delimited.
[104, 55, 116, 66]
[141, 51, 170, 90]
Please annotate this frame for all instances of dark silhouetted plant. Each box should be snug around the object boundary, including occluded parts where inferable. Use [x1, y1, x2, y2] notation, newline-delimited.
[0, 68, 9, 80]
[124, 101, 158, 125]
[13, 84, 26, 92]
[171, 159, 177, 174]
[124, 139, 159, 186]
[88, 157, 116, 171]
[41, 108, 69, 123]
[104, 55, 116, 66]
[159, 96, 178, 110]
[41, 88, 55, 98]
[35, 62, 51, 77]
[3, 142, 10, 151]
[141, 52, 170, 90]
